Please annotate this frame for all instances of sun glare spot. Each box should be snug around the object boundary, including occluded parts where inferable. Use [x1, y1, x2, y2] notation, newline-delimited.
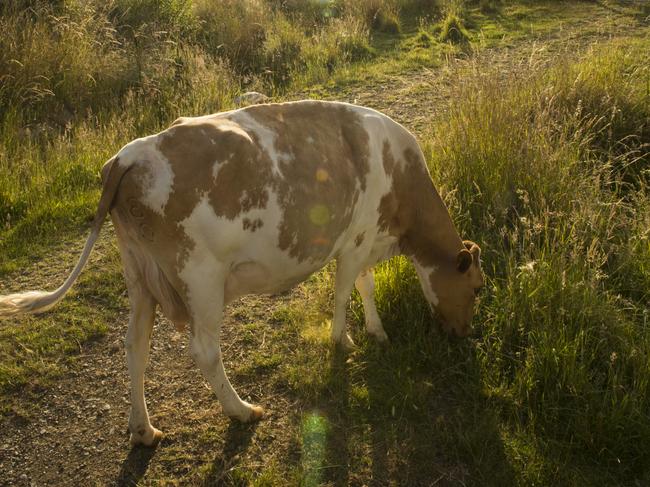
[309, 204, 330, 226]
[301, 319, 331, 343]
[315, 168, 329, 182]
[301, 411, 329, 486]
[311, 235, 330, 246]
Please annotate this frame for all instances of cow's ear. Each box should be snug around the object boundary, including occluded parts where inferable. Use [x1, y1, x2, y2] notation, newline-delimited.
[456, 248, 473, 273]
[463, 240, 481, 266]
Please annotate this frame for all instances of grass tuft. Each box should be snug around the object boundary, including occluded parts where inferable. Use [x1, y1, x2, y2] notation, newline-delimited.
[439, 11, 470, 43]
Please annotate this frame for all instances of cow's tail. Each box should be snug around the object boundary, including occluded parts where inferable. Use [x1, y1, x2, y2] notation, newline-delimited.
[0, 156, 130, 318]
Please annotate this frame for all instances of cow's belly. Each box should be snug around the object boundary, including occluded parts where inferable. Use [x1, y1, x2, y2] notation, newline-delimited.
[223, 232, 335, 302]
[222, 227, 397, 303]
[174, 204, 345, 306]
[224, 258, 319, 302]
[203, 190, 351, 301]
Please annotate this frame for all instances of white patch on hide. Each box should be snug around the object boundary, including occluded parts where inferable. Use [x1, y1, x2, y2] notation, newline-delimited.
[230, 111, 289, 175]
[140, 148, 174, 216]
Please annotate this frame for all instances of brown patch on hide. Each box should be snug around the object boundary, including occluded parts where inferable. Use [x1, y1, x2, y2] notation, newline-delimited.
[241, 101, 371, 263]
[158, 120, 271, 223]
[377, 142, 464, 267]
[112, 180, 191, 327]
[243, 218, 264, 232]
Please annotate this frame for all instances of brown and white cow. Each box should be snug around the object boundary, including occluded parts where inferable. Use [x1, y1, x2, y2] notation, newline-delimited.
[0, 100, 483, 446]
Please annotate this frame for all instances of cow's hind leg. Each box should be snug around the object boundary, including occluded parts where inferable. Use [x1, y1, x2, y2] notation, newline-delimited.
[183, 262, 263, 422]
[355, 269, 388, 343]
[331, 255, 365, 351]
[124, 281, 162, 446]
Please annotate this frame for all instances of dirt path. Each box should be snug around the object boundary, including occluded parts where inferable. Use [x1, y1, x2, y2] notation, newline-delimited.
[300, 9, 647, 132]
[1, 9, 647, 486]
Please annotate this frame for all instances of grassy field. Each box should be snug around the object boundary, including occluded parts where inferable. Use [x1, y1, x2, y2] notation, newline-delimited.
[1, 0, 649, 485]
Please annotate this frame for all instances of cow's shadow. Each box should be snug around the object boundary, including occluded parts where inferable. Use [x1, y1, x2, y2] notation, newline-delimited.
[317, 328, 517, 486]
[201, 419, 258, 485]
[116, 442, 158, 487]
[114, 414, 257, 486]
[112, 330, 515, 485]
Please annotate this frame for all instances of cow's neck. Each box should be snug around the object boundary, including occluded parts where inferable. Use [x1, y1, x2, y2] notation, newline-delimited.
[402, 180, 463, 269]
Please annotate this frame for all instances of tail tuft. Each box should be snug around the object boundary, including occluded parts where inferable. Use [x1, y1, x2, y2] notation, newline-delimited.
[0, 290, 60, 318]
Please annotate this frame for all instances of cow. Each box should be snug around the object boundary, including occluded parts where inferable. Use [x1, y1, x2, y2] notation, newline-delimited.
[0, 100, 483, 447]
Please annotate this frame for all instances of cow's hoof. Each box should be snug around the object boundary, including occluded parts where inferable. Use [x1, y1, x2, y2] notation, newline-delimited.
[230, 404, 265, 423]
[369, 329, 389, 344]
[248, 405, 265, 422]
[334, 333, 356, 353]
[130, 427, 163, 447]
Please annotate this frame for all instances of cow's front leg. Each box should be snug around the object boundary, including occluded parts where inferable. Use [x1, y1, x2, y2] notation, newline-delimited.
[355, 269, 388, 343]
[331, 256, 363, 351]
[124, 284, 162, 447]
[184, 261, 263, 422]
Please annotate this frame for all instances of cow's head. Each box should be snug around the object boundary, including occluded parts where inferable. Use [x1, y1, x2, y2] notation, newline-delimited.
[413, 240, 484, 337]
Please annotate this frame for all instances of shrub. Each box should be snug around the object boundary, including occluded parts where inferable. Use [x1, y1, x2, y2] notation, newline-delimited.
[0, 4, 130, 124]
[109, 0, 198, 38]
[399, 0, 442, 18]
[541, 47, 650, 186]
[335, 16, 374, 62]
[371, 8, 402, 33]
[266, 0, 335, 28]
[335, 0, 401, 33]
[193, 0, 269, 74]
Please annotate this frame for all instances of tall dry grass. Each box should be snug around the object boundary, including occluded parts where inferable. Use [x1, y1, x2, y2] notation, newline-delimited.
[409, 38, 649, 477]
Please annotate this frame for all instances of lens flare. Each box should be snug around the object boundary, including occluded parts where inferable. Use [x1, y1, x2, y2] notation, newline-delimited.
[315, 168, 329, 182]
[309, 204, 330, 227]
[311, 235, 330, 246]
[301, 411, 329, 486]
